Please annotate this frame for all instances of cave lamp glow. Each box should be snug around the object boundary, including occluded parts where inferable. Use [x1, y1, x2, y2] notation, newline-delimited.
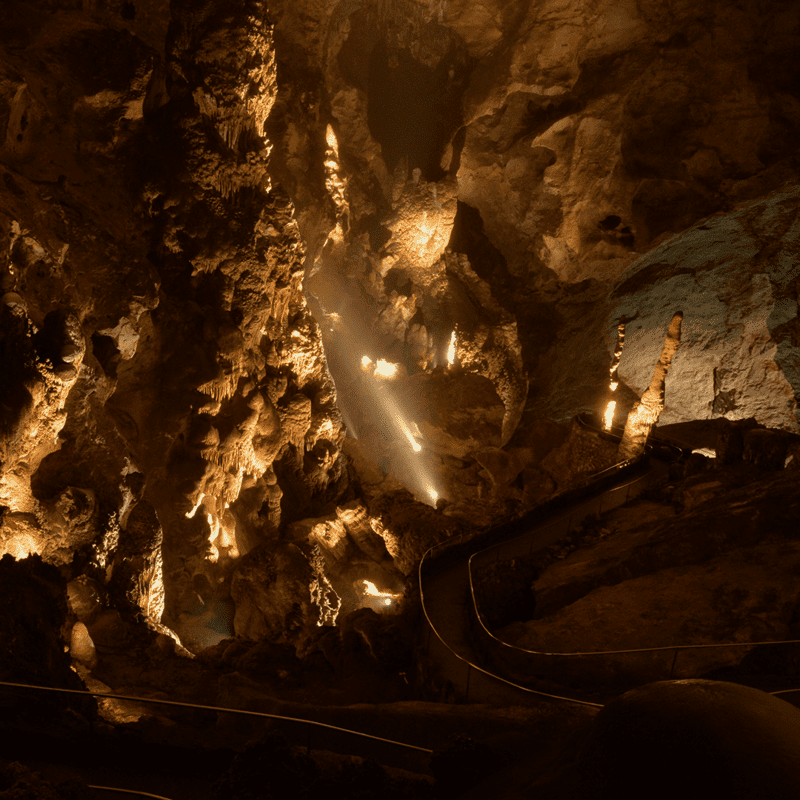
[604, 323, 626, 431]
[374, 358, 398, 379]
[447, 329, 456, 366]
[362, 579, 398, 606]
[603, 400, 617, 431]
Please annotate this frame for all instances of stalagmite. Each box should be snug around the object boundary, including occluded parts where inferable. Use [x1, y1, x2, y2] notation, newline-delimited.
[618, 312, 683, 461]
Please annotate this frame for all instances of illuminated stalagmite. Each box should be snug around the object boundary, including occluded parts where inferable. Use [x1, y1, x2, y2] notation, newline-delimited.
[618, 312, 683, 461]
[603, 322, 626, 431]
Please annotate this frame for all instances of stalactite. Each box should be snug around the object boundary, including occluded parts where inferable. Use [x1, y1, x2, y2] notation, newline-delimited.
[308, 544, 341, 627]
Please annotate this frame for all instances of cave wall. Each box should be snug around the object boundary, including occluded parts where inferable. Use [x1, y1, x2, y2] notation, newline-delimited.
[266, 0, 800, 457]
[0, 0, 798, 654]
[0, 0, 347, 649]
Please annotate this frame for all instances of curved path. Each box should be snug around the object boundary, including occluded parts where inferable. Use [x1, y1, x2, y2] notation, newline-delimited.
[419, 457, 662, 707]
[420, 435, 800, 707]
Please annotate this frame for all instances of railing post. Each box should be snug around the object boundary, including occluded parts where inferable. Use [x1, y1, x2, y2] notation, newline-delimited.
[669, 648, 679, 679]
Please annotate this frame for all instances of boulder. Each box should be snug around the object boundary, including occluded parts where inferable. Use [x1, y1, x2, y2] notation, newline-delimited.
[534, 681, 800, 800]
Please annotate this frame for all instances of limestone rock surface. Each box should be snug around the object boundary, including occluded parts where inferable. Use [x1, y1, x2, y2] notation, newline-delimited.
[610, 184, 800, 431]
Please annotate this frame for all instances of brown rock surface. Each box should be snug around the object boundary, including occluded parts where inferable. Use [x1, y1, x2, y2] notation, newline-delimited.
[497, 465, 800, 678]
[0, 0, 798, 740]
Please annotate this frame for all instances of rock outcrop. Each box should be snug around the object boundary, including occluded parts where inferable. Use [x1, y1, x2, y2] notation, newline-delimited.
[0, 0, 346, 653]
[610, 185, 800, 432]
[531, 681, 800, 800]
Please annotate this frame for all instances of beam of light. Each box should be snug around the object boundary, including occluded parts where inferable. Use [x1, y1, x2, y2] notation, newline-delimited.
[312, 284, 443, 504]
[447, 330, 456, 366]
[399, 420, 422, 452]
[603, 400, 617, 431]
[374, 359, 398, 379]
[428, 488, 438, 503]
[610, 381, 618, 391]
[371, 388, 440, 503]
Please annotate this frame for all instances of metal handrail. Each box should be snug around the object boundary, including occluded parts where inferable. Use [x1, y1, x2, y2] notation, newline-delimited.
[418, 539, 602, 708]
[469, 550, 800, 654]
[0, 680, 433, 756]
[88, 787, 174, 800]
[420, 440, 800, 704]
[468, 487, 800, 657]
[465, 473, 800, 696]
[415, 419, 658, 708]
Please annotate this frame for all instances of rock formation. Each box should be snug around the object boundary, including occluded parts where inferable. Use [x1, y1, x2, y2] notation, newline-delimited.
[609, 186, 800, 433]
[0, 0, 798, 755]
[0, 0, 346, 653]
[618, 311, 683, 460]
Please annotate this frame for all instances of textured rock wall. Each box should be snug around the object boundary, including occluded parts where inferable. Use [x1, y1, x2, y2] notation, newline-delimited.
[0, 0, 346, 650]
[610, 186, 800, 431]
[263, 0, 800, 497]
[1, 0, 798, 657]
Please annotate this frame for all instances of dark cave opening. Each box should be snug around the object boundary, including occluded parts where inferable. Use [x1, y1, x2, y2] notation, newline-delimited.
[366, 38, 465, 182]
[447, 201, 510, 287]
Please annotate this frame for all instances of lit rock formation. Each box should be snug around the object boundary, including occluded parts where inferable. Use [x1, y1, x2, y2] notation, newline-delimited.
[452, 0, 800, 282]
[610, 185, 800, 433]
[0, 0, 798, 666]
[0, 0, 346, 652]
[617, 311, 683, 461]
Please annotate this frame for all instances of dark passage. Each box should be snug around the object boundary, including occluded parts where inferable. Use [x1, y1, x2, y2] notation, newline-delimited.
[367, 38, 465, 181]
